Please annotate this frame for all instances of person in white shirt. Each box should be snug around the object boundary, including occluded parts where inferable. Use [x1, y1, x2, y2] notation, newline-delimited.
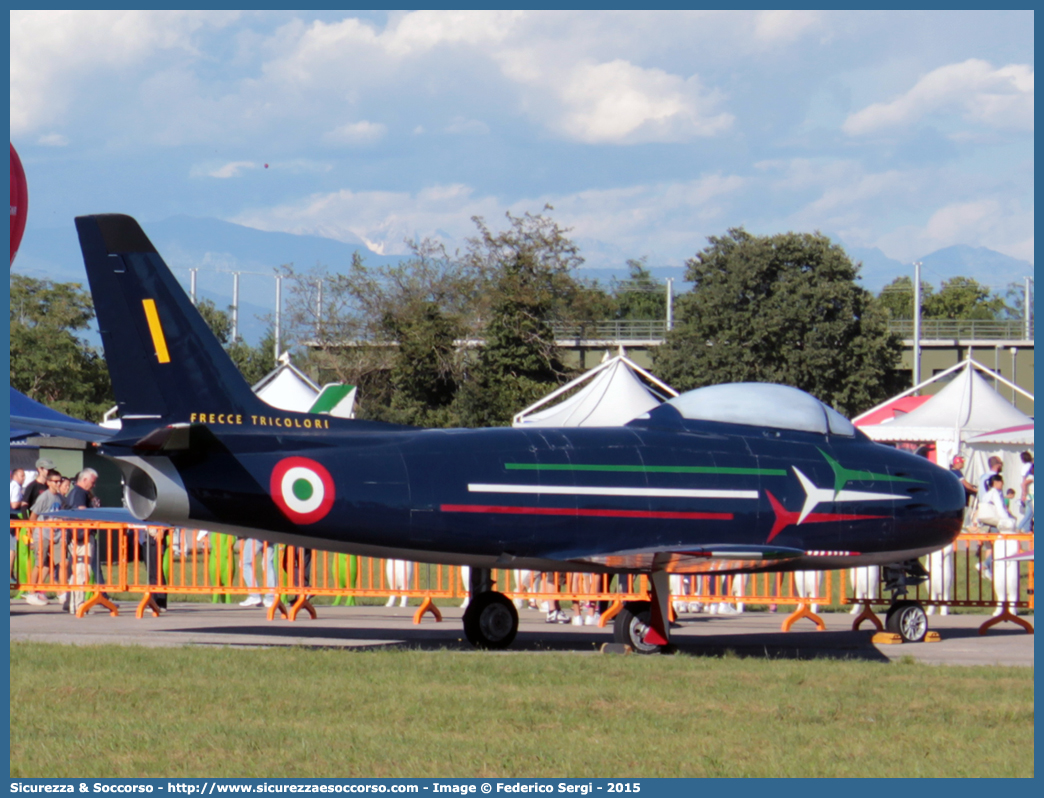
[980, 474, 1019, 615]
[9, 468, 25, 583]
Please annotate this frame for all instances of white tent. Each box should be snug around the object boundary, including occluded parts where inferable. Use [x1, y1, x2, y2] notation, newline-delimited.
[252, 353, 322, 413]
[513, 352, 677, 428]
[859, 358, 1033, 489]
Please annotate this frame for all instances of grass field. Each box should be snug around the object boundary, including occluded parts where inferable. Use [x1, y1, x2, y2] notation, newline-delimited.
[10, 643, 1033, 778]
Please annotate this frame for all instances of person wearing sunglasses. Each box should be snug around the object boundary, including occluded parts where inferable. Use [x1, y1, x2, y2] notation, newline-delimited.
[25, 471, 66, 606]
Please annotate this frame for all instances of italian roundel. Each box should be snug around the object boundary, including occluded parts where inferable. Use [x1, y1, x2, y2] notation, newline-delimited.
[270, 457, 335, 524]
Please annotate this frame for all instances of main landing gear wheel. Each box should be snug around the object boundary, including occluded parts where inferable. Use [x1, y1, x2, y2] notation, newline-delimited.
[613, 600, 666, 654]
[462, 591, 518, 650]
[885, 600, 928, 642]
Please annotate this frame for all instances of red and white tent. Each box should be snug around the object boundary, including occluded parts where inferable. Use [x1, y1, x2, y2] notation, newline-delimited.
[857, 358, 1033, 489]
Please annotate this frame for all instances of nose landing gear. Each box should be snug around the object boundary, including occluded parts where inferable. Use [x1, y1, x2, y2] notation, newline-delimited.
[882, 559, 930, 643]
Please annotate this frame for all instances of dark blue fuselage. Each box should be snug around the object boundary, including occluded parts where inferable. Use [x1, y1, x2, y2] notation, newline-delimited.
[119, 406, 964, 574]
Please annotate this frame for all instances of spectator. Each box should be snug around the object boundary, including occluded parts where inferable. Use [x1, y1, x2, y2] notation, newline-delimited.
[20, 458, 54, 515]
[1017, 462, 1033, 535]
[63, 469, 106, 609]
[980, 456, 1003, 496]
[26, 471, 65, 605]
[948, 455, 977, 506]
[979, 474, 1019, 615]
[240, 538, 277, 608]
[10, 468, 25, 584]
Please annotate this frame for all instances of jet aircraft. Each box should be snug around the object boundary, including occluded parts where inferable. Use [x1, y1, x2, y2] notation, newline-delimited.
[72, 214, 965, 650]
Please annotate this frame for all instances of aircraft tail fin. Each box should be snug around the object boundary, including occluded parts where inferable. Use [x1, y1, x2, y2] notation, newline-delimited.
[75, 214, 269, 428]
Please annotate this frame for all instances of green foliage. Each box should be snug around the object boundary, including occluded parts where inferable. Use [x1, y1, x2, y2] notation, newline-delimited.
[9, 275, 113, 420]
[454, 210, 586, 427]
[655, 228, 903, 417]
[194, 298, 275, 386]
[876, 276, 934, 321]
[195, 298, 234, 345]
[612, 258, 667, 320]
[924, 276, 1008, 320]
[877, 275, 1009, 321]
[227, 330, 276, 387]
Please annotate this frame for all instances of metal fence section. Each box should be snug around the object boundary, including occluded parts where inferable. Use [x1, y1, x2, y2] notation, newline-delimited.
[886, 318, 1033, 341]
[10, 521, 1033, 635]
[549, 318, 1032, 344]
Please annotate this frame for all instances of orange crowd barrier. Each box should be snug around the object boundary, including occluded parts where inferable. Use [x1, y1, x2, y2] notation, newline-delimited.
[9, 520, 1032, 634]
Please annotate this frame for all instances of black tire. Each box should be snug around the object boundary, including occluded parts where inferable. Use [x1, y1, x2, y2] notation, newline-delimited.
[612, 600, 665, 654]
[462, 591, 518, 650]
[885, 600, 928, 642]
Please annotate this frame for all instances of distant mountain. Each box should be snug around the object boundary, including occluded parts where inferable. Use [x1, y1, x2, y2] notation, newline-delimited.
[842, 246, 909, 292]
[13, 215, 404, 345]
[841, 243, 1032, 294]
[12, 215, 1031, 345]
[917, 245, 1033, 292]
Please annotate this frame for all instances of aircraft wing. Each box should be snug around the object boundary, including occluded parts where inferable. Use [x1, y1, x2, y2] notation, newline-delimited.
[34, 508, 140, 525]
[10, 388, 116, 442]
[568, 544, 807, 573]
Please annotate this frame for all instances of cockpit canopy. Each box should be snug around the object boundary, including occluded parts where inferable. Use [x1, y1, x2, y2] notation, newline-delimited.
[664, 382, 856, 436]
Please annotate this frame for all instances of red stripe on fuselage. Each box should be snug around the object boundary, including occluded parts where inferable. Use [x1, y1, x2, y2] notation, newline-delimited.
[765, 490, 887, 542]
[440, 504, 733, 521]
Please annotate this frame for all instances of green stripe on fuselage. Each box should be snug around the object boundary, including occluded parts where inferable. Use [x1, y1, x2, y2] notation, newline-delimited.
[818, 448, 924, 494]
[504, 463, 786, 476]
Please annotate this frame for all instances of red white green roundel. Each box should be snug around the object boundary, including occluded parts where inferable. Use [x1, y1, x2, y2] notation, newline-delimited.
[270, 457, 335, 524]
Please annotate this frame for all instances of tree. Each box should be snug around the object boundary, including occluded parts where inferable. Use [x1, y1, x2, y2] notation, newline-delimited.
[876, 276, 933, 320]
[877, 275, 1008, 321]
[9, 275, 113, 420]
[654, 228, 903, 417]
[196, 298, 277, 387]
[281, 240, 482, 424]
[454, 210, 588, 427]
[612, 258, 667, 320]
[923, 277, 1007, 320]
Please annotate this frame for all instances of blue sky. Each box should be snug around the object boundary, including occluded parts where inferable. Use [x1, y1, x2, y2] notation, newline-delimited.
[10, 10, 1034, 278]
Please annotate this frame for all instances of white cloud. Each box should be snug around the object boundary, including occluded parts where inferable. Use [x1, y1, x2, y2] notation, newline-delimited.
[549, 59, 733, 143]
[753, 10, 821, 43]
[36, 133, 69, 147]
[260, 11, 734, 145]
[323, 120, 387, 145]
[192, 160, 257, 179]
[231, 172, 745, 264]
[873, 198, 1033, 265]
[843, 58, 1034, 135]
[10, 10, 240, 135]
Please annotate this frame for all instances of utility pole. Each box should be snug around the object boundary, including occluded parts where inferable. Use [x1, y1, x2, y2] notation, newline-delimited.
[189, 269, 197, 306]
[912, 262, 922, 391]
[1024, 276, 1032, 340]
[665, 278, 674, 333]
[232, 272, 240, 343]
[274, 275, 282, 366]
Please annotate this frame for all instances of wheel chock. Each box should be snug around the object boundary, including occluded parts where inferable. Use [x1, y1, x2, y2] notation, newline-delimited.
[600, 643, 632, 655]
[925, 631, 942, 642]
[872, 632, 903, 644]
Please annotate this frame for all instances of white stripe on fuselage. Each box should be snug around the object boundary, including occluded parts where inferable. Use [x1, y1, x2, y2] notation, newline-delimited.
[792, 467, 907, 524]
[468, 484, 758, 500]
